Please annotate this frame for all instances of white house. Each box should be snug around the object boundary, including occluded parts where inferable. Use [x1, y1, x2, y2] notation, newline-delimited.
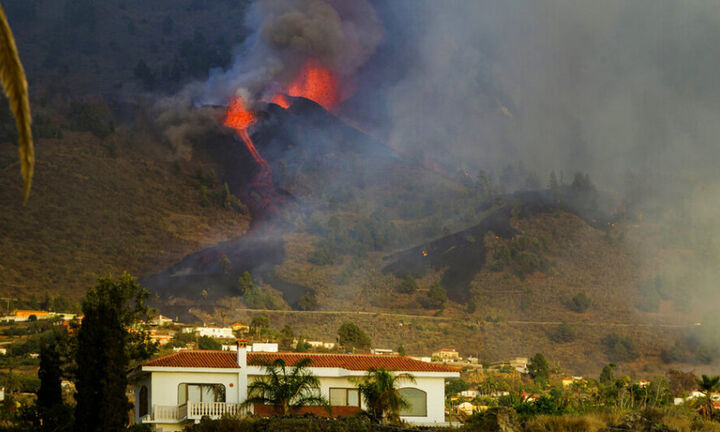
[130, 342, 459, 431]
[222, 343, 278, 352]
[195, 326, 234, 338]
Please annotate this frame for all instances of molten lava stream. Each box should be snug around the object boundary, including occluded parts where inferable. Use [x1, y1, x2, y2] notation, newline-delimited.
[225, 97, 282, 213]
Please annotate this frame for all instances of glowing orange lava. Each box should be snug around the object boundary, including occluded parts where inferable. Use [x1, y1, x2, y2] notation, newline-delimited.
[286, 59, 340, 111]
[271, 93, 290, 109]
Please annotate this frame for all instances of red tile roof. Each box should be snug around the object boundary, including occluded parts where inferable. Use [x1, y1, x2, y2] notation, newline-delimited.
[143, 351, 458, 373]
[249, 352, 459, 373]
[144, 350, 241, 368]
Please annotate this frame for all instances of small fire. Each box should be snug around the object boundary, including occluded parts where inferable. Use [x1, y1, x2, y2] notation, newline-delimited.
[286, 58, 340, 111]
[421, 250, 428, 257]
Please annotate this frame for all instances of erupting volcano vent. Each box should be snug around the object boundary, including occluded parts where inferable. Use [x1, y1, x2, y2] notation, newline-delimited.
[271, 59, 341, 111]
[224, 97, 281, 216]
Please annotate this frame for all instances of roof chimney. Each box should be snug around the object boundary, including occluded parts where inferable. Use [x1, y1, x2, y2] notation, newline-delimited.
[236, 339, 248, 368]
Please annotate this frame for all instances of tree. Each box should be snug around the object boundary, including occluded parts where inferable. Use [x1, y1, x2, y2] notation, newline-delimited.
[198, 336, 221, 350]
[528, 353, 550, 382]
[279, 325, 294, 351]
[396, 345, 406, 356]
[38, 334, 71, 432]
[0, 3, 34, 201]
[601, 333, 638, 362]
[426, 282, 447, 309]
[355, 368, 415, 424]
[337, 322, 371, 351]
[396, 276, 418, 294]
[695, 374, 720, 419]
[74, 273, 156, 432]
[445, 378, 470, 397]
[250, 315, 269, 335]
[236, 271, 254, 295]
[599, 363, 616, 386]
[242, 358, 329, 416]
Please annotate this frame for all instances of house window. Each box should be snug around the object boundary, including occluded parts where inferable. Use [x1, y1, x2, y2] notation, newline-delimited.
[139, 386, 149, 417]
[177, 383, 226, 405]
[399, 388, 427, 417]
[329, 388, 360, 407]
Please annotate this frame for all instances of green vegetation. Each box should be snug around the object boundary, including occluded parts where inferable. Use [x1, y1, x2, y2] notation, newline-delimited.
[198, 335, 222, 350]
[601, 333, 638, 363]
[242, 357, 329, 416]
[566, 292, 591, 313]
[337, 322, 371, 351]
[355, 368, 415, 424]
[74, 273, 155, 432]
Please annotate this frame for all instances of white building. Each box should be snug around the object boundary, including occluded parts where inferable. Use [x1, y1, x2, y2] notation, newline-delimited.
[194, 326, 234, 339]
[130, 344, 459, 431]
[222, 343, 279, 352]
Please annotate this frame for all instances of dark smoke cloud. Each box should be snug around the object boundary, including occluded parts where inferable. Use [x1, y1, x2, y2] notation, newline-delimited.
[194, 0, 383, 106]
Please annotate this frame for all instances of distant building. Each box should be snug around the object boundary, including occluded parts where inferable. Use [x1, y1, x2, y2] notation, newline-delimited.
[307, 340, 336, 350]
[370, 348, 395, 355]
[222, 343, 279, 353]
[9, 310, 51, 321]
[230, 323, 249, 333]
[150, 315, 174, 326]
[195, 326, 234, 339]
[0, 347, 6, 355]
[432, 349, 460, 361]
[460, 388, 479, 398]
[250, 343, 278, 352]
[488, 357, 528, 374]
[150, 334, 174, 345]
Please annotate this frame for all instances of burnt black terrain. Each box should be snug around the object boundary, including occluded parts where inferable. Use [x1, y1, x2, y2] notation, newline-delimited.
[382, 188, 616, 303]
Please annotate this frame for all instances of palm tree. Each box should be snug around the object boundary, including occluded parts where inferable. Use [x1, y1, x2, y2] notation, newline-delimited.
[354, 367, 416, 424]
[695, 374, 720, 419]
[242, 357, 330, 416]
[0, 3, 33, 201]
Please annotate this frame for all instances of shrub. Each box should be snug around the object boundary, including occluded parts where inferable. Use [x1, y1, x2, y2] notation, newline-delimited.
[567, 292, 591, 313]
[601, 333, 638, 362]
[551, 322, 576, 343]
[198, 336, 221, 350]
[69, 101, 115, 138]
[396, 276, 418, 294]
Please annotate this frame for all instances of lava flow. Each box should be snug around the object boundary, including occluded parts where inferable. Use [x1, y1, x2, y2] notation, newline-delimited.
[225, 97, 280, 215]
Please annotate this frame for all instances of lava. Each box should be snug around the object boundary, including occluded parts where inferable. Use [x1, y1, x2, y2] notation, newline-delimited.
[225, 97, 279, 214]
[286, 58, 340, 111]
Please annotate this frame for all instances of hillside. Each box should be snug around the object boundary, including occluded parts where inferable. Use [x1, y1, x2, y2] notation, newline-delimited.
[1, 0, 718, 377]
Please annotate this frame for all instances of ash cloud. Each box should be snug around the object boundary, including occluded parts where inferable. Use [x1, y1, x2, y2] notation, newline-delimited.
[357, 0, 720, 361]
[195, 0, 383, 106]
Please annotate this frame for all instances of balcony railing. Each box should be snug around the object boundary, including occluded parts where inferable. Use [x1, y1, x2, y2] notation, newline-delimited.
[187, 401, 249, 419]
[142, 402, 249, 423]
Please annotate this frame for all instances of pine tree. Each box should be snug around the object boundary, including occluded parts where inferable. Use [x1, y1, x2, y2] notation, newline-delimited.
[74, 273, 155, 432]
[38, 336, 67, 432]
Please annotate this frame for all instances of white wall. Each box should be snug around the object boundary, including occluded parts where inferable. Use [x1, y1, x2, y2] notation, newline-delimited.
[149, 370, 243, 406]
[247, 372, 447, 424]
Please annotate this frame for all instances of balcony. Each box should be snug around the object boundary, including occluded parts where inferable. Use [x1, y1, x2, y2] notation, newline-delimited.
[141, 401, 250, 424]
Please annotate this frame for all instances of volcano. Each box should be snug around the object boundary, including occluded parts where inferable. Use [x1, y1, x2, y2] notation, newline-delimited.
[142, 96, 403, 307]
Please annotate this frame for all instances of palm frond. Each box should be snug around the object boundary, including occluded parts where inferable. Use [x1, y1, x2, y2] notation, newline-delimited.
[0, 3, 33, 202]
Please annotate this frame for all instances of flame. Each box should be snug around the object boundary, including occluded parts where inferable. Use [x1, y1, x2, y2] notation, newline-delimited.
[286, 59, 340, 111]
[421, 250, 428, 257]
